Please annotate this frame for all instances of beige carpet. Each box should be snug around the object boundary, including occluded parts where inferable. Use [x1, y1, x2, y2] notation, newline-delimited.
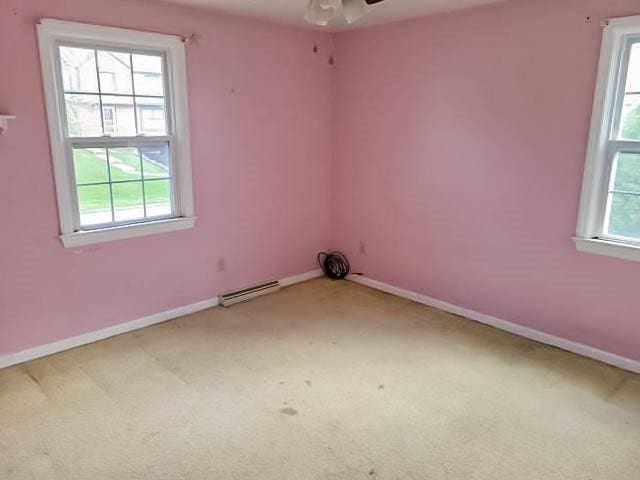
[1, 278, 639, 479]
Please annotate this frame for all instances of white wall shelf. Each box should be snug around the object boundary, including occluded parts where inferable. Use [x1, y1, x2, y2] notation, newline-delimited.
[0, 115, 16, 134]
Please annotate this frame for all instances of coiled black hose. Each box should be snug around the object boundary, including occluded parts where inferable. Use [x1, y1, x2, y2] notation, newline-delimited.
[317, 251, 350, 280]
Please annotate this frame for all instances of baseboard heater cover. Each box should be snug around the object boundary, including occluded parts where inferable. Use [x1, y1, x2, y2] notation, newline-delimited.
[219, 280, 281, 307]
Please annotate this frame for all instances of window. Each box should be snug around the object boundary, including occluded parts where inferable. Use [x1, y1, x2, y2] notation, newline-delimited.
[576, 16, 640, 262]
[37, 19, 195, 247]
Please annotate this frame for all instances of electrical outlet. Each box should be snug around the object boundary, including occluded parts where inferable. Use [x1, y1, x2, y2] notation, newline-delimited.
[359, 241, 366, 255]
[217, 257, 226, 272]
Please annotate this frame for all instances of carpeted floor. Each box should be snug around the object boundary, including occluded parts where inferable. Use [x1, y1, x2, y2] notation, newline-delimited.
[1, 278, 639, 479]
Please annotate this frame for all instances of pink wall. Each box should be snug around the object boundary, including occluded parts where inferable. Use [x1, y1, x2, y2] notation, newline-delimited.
[332, 0, 640, 362]
[0, 0, 333, 355]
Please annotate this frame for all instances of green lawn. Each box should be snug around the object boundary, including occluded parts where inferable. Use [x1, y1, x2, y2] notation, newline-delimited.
[73, 148, 171, 212]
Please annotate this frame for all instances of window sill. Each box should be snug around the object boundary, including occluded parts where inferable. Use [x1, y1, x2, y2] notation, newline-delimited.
[573, 236, 640, 263]
[60, 216, 197, 248]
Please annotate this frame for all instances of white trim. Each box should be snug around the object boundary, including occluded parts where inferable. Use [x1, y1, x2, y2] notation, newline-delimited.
[575, 15, 640, 258]
[574, 236, 640, 262]
[60, 216, 196, 247]
[348, 274, 640, 375]
[166, 28, 194, 219]
[0, 298, 218, 370]
[38, 21, 75, 234]
[36, 19, 185, 49]
[36, 19, 194, 246]
[280, 268, 323, 287]
[0, 269, 324, 370]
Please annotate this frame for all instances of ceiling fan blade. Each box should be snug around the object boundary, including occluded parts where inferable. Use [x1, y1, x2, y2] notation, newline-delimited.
[365, 0, 386, 4]
[305, 0, 339, 26]
[342, 0, 369, 24]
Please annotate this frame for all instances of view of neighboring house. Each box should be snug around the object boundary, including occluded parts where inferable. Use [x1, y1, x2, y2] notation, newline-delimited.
[60, 46, 167, 137]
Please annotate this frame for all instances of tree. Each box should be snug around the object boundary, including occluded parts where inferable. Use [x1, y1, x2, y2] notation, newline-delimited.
[622, 104, 640, 140]
[609, 107, 640, 237]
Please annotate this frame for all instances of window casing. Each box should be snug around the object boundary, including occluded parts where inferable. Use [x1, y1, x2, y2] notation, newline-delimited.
[576, 16, 640, 262]
[37, 20, 195, 247]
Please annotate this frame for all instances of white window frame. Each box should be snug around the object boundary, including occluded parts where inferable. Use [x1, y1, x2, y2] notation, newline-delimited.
[37, 19, 195, 248]
[575, 15, 640, 262]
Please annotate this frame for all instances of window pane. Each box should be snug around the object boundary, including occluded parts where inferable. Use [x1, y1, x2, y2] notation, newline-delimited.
[136, 97, 167, 135]
[619, 94, 640, 141]
[140, 144, 170, 179]
[60, 46, 98, 93]
[65, 94, 102, 137]
[77, 184, 112, 227]
[101, 96, 136, 136]
[606, 193, 640, 239]
[144, 179, 172, 217]
[108, 147, 142, 181]
[625, 43, 640, 93]
[112, 181, 145, 222]
[612, 152, 640, 192]
[132, 54, 164, 96]
[97, 50, 132, 94]
[73, 148, 109, 184]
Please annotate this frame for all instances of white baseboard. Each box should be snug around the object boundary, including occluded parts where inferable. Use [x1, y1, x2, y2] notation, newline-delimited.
[0, 269, 324, 370]
[348, 274, 640, 375]
[280, 269, 323, 287]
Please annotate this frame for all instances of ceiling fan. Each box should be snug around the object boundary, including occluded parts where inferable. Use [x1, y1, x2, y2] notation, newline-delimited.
[305, 0, 385, 27]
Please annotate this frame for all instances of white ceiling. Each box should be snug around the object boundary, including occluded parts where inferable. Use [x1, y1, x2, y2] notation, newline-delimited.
[160, 0, 506, 31]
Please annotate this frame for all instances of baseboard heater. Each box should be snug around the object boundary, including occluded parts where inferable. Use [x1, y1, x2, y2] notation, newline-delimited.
[219, 280, 281, 307]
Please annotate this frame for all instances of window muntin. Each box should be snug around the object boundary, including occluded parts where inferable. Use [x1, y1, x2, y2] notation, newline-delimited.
[57, 44, 173, 230]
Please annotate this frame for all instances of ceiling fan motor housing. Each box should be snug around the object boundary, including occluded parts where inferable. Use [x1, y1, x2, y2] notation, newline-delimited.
[305, 0, 385, 26]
